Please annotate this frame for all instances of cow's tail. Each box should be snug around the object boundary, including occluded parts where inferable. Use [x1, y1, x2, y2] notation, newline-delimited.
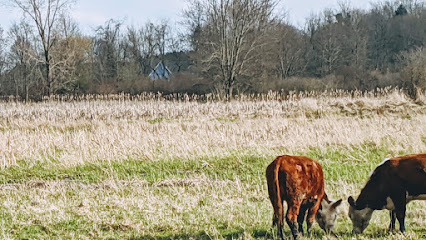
[266, 158, 284, 239]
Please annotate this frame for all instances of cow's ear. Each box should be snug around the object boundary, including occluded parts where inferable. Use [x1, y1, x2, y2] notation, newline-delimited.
[332, 199, 343, 209]
[348, 196, 356, 207]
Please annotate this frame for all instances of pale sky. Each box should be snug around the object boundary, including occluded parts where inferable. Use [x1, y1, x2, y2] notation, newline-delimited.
[0, 0, 389, 34]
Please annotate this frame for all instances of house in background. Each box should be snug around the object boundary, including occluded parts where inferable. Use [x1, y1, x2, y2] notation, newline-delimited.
[149, 61, 172, 80]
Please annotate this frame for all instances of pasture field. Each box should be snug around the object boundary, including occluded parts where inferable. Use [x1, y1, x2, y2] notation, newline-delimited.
[0, 90, 425, 239]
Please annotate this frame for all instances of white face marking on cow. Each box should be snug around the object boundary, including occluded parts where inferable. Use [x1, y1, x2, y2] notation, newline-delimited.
[384, 197, 395, 210]
[348, 205, 374, 234]
[316, 199, 342, 232]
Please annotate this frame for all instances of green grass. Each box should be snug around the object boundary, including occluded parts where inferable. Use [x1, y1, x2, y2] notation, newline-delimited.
[0, 143, 398, 185]
[0, 144, 425, 239]
[0, 152, 270, 185]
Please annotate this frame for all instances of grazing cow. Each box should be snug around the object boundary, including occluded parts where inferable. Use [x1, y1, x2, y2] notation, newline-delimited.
[348, 154, 426, 234]
[266, 155, 342, 240]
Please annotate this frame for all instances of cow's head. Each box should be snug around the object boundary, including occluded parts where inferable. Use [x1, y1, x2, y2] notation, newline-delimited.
[348, 196, 374, 234]
[316, 198, 342, 232]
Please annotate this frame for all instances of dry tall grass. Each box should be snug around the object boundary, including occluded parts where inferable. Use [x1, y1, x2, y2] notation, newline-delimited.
[1, 89, 425, 168]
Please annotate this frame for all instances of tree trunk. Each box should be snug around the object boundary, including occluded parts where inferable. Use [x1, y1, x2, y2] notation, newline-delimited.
[227, 77, 234, 100]
[24, 66, 29, 102]
[45, 50, 51, 96]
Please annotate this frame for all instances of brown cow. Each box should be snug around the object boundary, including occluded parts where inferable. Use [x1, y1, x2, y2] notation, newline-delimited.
[348, 154, 426, 234]
[266, 155, 342, 239]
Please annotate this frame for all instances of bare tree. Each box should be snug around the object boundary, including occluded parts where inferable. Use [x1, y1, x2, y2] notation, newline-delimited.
[273, 24, 309, 79]
[166, 28, 190, 73]
[50, 16, 91, 94]
[399, 46, 426, 99]
[7, 21, 38, 100]
[56, 13, 79, 38]
[0, 27, 6, 96]
[154, 21, 168, 59]
[10, 0, 75, 95]
[185, 0, 278, 98]
[143, 21, 171, 74]
[309, 11, 344, 76]
[93, 19, 122, 86]
[123, 21, 176, 78]
[123, 26, 144, 76]
[0, 27, 6, 76]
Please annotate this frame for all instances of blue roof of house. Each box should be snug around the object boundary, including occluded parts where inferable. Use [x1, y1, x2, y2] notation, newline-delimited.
[149, 62, 171, 80]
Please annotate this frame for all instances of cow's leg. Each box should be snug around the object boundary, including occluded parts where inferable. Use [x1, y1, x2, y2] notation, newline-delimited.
[272, 208, 285, 240]
[268, 194, 285, 239]
[286, 202, 301, 239]
[277, 222, 284, 240]
[388, 210, 396, 232]
[278, 217, 284, 240]
[305, 200, 321, 237]
[297, 204, 308, 236]
[395, 207, 406, 233]
[271, 213, 284, 240]
[393, 195, 407, 233]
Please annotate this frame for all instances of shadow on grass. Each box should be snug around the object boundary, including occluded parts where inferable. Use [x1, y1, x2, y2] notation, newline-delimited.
[328, 228, 424, 239]
[104, 220, 425, 240]
[130, 231, 237, 240]
[125, 227, 425, 240]
[129, 232, 212, 240]
[132, 228, 346, 240]
[130, 228, 275, 240]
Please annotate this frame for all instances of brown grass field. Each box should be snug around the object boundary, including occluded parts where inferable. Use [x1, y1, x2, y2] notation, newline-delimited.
[0, 89, 425, 239]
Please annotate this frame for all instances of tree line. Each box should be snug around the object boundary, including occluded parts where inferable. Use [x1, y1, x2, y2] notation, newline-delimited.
[0, 0, 425, 101]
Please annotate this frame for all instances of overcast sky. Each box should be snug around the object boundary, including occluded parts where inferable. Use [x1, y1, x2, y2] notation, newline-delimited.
[0, 0, 389, 34]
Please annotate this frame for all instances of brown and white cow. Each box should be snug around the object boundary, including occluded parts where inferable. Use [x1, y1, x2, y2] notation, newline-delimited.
[266, 155, 342, 240]
[348, 154, 426, 234]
